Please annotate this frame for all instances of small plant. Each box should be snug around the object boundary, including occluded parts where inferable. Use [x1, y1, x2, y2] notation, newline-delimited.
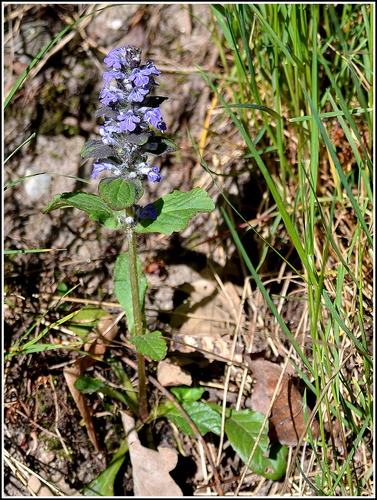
[43, 46, 215, 421]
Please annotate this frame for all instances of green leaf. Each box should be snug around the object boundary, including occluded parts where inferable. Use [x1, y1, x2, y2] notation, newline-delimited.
[135, 188, 215, 235]
[225, 409, 288, 480]
[82, 440, 129, 496]
[114, 252, 147, 335]
[170, 386, 206, 403]
[159, 400, 222, 437]
[74, 376, 137, 410]
[74, 376, 104, 393]
[98, 178, 137, 210]
[65, 306, 110, 339]
[43, 191, 124, 229]
[131, 331, 167, 361]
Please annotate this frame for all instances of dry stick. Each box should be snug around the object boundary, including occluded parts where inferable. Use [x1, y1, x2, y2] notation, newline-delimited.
[4, 449, 65, 496]
[121, 356, 224, 496]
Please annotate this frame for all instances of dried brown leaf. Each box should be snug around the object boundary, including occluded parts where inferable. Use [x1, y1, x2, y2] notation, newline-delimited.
[121, 411, 183, 496]
[157, 359, 192, 386]
[249, 359, 319, 446]
[171, 279, 242, 335]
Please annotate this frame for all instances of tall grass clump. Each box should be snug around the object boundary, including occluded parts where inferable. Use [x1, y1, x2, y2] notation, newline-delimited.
[203, 3, 373, 495]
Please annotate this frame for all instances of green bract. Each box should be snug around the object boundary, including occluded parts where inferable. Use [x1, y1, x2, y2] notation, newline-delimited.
[98, 177, 138, 210]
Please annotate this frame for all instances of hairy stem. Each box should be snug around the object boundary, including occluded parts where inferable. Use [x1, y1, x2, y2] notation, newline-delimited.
[126, 223, 149, 422]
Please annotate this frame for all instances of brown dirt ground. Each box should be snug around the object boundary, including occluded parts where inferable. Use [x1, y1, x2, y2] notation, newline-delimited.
[3, 4, 373, 497]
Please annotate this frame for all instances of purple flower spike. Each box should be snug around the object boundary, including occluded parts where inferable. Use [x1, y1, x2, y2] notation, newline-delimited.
[147, 166, 163, 183]
[86, 45, 173, 199]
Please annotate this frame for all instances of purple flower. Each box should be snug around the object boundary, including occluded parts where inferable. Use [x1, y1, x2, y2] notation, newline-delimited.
[117, 111, 141, 132]
[147, 166, 163, 183]
[144, 61, 161, 76]
[137, 203, 158, 220]
[127, 86, 149, 102]
[91, 160, 122, 179]
[99, 123, 122, 145]
[99, 85, 126, 105]
[129, 62, 161, 87]
[104, 46, 141, 70]
[142, 107, 166, 132]
[103, 70, 126, 85]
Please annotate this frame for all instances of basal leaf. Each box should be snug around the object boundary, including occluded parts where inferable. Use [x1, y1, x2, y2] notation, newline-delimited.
[160, 400, 222, 437]
[131, 331, 167, 361]
[135, 188, 215, 235]
[81, 440, 129, 496]
[74, 376, 104, 393]
[43, 191, 124, 229]
[114, 252, 147, 334]
[170, 386, 206, 403]
[225, 409, 288, 480]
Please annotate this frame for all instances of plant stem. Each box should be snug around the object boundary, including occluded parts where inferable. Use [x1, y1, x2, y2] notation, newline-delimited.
[126, 223, 149, 422]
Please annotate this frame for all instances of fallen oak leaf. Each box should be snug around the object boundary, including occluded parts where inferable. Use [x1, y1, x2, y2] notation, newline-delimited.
[121, 411, 183, 496]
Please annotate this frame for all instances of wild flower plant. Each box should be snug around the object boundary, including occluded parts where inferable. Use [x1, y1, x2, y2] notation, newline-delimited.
[43, 46, 215, 421]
